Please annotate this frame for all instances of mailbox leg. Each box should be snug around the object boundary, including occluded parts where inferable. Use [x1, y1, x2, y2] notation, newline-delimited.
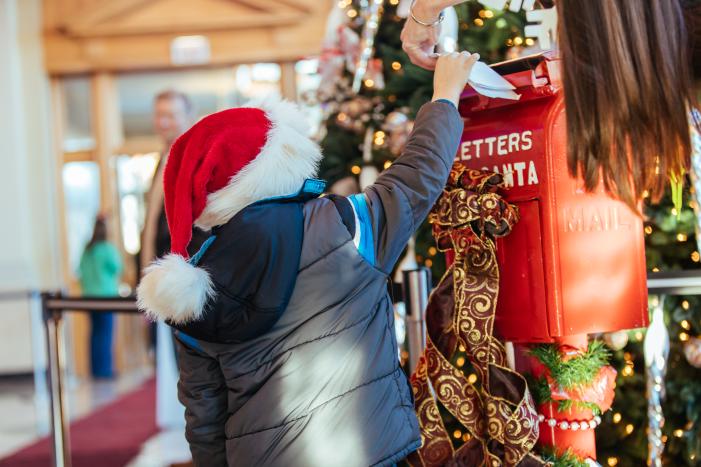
[516, 334, 614, 463]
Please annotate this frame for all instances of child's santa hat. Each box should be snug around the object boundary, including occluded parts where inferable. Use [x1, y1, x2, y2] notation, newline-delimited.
[137, 97, 322, 324]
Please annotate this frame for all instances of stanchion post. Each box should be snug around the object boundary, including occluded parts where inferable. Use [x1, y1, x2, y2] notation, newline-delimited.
[402, 268, 431, 372]
[42, 292, 71, 467]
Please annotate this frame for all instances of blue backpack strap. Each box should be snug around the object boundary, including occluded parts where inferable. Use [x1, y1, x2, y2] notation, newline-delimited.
[348, 194, 375, 266]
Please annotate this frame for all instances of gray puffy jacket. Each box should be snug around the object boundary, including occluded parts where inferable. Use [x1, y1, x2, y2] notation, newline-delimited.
[175, 101, 463, 466]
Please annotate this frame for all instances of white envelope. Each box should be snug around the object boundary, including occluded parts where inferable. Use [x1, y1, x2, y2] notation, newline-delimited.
[467, 61, 521, 101]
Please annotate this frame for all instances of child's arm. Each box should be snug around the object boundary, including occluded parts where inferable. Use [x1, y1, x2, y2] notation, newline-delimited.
[349, 52, 477, 273]
[175, 336, 228, 466]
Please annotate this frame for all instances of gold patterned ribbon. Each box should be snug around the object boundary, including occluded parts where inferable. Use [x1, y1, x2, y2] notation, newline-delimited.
[408, 168, 545, 467]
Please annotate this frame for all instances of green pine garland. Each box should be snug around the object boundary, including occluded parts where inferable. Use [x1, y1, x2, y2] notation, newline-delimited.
[540, 448, 590, 467]
[529, 341, 611, 390]
[527, 374, 603, 416]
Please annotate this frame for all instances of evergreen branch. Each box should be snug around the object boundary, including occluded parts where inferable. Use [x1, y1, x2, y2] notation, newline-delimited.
[529, 341, 610, 390]
[540, 448, 590, 467]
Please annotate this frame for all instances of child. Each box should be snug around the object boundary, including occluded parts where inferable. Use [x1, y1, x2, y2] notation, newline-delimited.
[137, 51, 478, 466]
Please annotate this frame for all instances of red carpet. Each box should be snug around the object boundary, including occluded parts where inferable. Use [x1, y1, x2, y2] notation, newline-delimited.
[0, 378, 158, 467]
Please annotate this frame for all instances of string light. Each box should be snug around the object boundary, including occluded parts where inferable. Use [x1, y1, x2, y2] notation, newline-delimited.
[387, 95, 397, 103]
[505, 38, 514, 46]
[468, 374, 478, 384]
[457, 357, 465, 367]
[425, 259, 433, 268]
[347, 8, 358, 18]
[674, 429, 684, 438]
[364, 79, 375, 88]
[462, 433, 471, 442]
[635, 331, 644, 341]
[642, 189, 650, 198]
[680, 332, 690, 342]
[459, 345, 466, 352]
[671, 208, 678, 216]
[613, 413, 622, 423]
[383, 160, 392, 170]
[682, 300, 690, 310]
[693, 251, 701, 262]
[514, 37, 524, 46]
[484, 10, 494, 18]
[652, 267, 660, 272]
[644, 226, 653, 235]
[677, 233, 688, 242]
[478, 9, 487, 18]
[351, 165, 361, 175]
[389, 0, 399, 4]
[391, 61, 402, 71]
[453, 430, 462, 439]
[474, 18, 484, 26]
[428, 247, 437, 256]
[622, 365, 634, 377]
[607, 457, 619, 466]
[625, 424, 634, 435]
[337, 112, 348, 122]
[525, 38, 535, 46]
[681, 320, 691, 330]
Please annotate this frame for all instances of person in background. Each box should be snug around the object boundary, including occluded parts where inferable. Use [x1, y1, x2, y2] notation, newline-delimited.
[141, 89, 203, 268]
[79, 215, 123, 379]
[140, 89, 207, 437]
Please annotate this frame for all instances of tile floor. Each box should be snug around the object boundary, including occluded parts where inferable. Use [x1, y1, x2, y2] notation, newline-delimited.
[0, 368, 190, 466]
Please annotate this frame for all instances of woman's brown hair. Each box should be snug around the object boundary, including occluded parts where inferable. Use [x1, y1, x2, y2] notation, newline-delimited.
[557, 0, 696, 210]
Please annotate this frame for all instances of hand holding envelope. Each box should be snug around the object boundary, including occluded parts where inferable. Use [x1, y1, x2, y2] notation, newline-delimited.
[467, 60, 521, 101]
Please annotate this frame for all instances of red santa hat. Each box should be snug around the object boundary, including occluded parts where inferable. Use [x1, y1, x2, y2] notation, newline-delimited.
[136, 97, 322, 324]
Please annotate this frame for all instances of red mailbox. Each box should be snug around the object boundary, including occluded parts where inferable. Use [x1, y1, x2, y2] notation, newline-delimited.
[455, 53, 648, 343]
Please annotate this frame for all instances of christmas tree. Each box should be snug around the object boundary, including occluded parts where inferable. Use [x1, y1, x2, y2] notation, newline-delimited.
[316, 0, 529, 280]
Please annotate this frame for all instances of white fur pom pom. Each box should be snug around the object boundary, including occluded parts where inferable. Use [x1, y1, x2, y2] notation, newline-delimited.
[136, 254, 215, 324]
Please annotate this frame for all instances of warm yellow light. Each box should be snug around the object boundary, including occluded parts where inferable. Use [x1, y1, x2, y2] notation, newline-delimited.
[644, 226, 653, 235]
[693, 251, 701, 262]
[624, 352, 633, 361]
[425, 259, 433, 268]
[428, 246, 437, 256]
[347, 8, 358, 18]
[474, 18, 484, 26]
[622, 366, 633, 377]
[672, 208, 678, 216]
[505, 39, 514, 46]
[389, 0, 399, 4]
[683, 300, 691, 310]
[635, 331, 644, 341]
[484, 10, 494, 18]
[613, 413, 622, 423]
[364, 79, 375, 88]
[468, 374, 478, 384]
[383, 160, 392, 170]
[607, 457, 618, 466]
[351, 165, 361, 175]
[681, 320, 691, 330]
[625, 424, 634, 435]
[374, 131, 385, 139]
[453, 430, 462, 439]
[337, 112, 348, 122]
[674, 429, 684, 438]
[478, 9, 487, 18]
[459, 345, 466, 352]
[525, 38, 535, 46]
[391, 61, 402, 71]
[652, 267, 660, 273]
[456, 357, 465, 367]
[642, 189, 650, 198]
[680, 332, 690, 342]
[677, 233, 688, 242]
[514, 37, 524, 46]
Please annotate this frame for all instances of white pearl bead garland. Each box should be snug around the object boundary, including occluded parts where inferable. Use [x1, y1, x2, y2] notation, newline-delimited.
[538, 414, 602, 431]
